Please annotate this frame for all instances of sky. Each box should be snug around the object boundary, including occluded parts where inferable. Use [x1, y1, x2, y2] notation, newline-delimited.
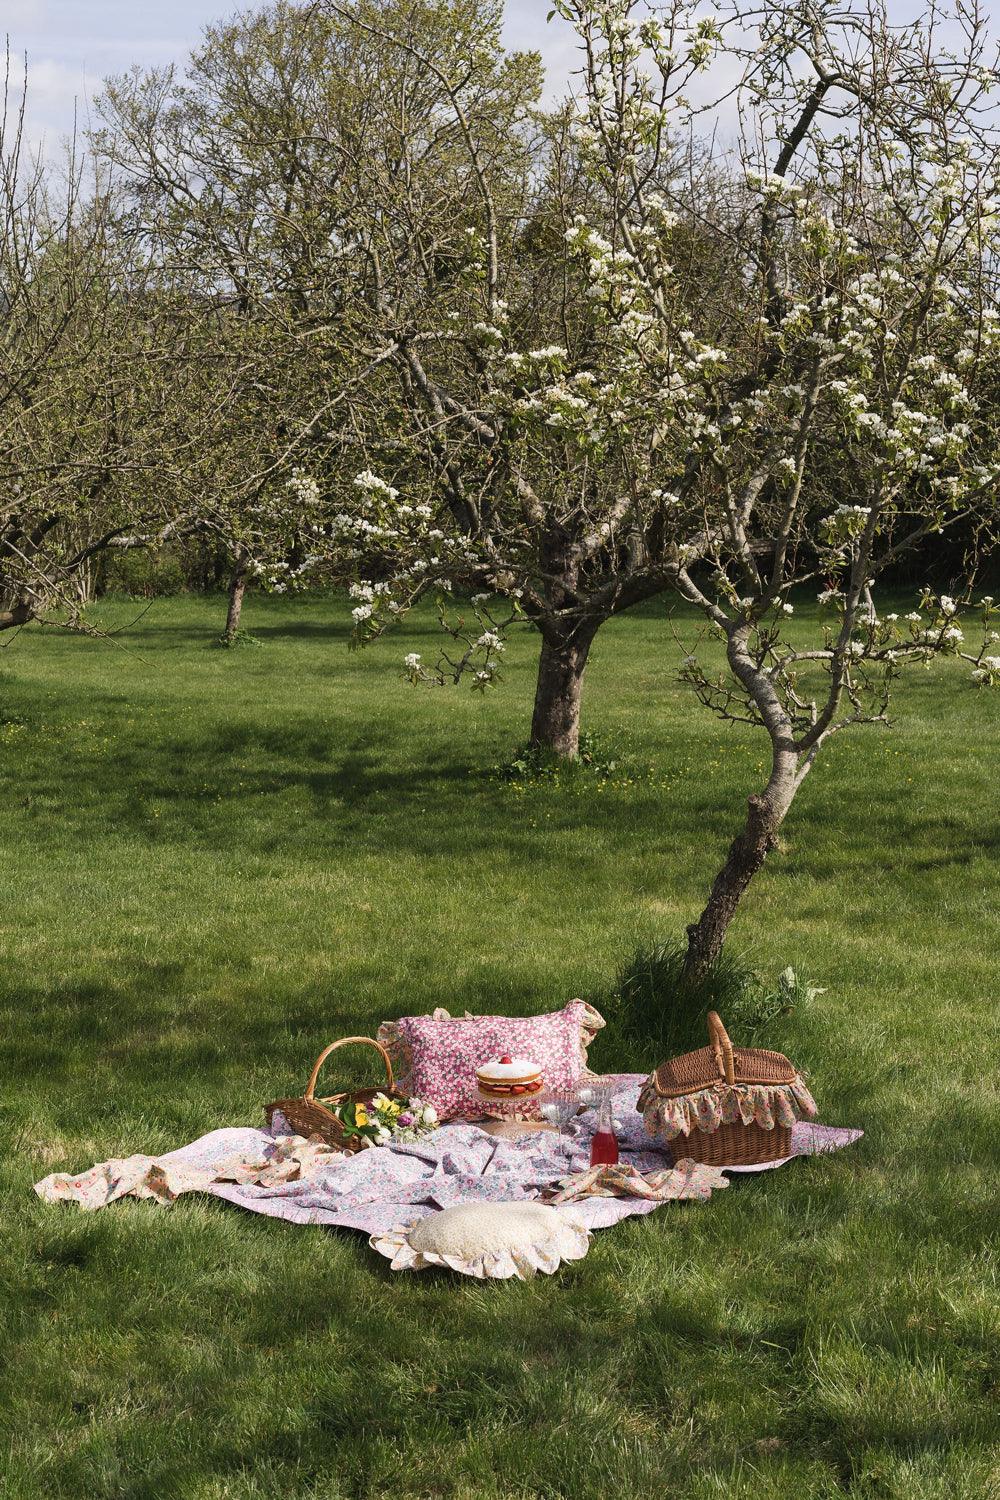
[5, 0, 580, 156]
[2, 0, 956, 162]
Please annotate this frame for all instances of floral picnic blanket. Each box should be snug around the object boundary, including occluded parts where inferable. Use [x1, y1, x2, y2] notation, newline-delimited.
[34, 1075, 862, 1238]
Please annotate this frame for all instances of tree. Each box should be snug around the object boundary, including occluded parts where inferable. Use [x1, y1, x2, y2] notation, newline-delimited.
[318, 0, 1000, 962]
[0, 78, 210, 635]
[92, 0, 443, 642]
[553, 0, 1000, 974]
[321, 0, 735, 756]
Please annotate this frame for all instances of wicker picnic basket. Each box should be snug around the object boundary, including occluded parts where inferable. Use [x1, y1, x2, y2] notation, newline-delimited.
[265, 1036, 408, 1152]
[637, 1012, 817, 1167]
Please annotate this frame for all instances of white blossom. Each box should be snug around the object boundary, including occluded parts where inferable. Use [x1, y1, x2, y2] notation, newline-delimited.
[353, 470, 399, 501]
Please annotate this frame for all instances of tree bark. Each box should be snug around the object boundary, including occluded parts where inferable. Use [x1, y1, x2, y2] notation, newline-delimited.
[0, 599, 34, 631]
[223, 556, 248, 642]
[529, 626, 597, 758]
[684, 748, 799, 979]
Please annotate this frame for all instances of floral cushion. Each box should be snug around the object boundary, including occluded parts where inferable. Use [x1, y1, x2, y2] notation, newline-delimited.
[377, 1000, 605, 1122]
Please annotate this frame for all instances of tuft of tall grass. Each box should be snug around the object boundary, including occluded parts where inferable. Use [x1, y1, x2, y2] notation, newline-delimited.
[603, 937, 823, 1067]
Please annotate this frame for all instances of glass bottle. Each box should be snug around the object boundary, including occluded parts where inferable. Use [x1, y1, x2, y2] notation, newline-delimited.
[589, 1090, 619, 1166]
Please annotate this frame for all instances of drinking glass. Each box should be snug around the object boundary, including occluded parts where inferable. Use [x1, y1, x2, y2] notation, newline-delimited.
[539, 1087, 584, 1166]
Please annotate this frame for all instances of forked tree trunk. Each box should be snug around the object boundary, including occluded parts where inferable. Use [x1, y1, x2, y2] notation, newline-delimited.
[684, 750, 799, 979]
[529, 625, 597, 758]
[223, 555, 248, 642]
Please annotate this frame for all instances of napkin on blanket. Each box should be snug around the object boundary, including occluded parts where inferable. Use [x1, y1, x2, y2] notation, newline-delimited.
[543, 1158, 729, 1204]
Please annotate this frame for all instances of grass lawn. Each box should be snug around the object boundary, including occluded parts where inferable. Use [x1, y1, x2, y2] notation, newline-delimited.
[1, 591, 998, 1500]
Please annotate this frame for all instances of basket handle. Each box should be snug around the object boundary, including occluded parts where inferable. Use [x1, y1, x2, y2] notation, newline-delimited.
[304, 1036, 394, 1101]
[707, 1011, 735, 1085]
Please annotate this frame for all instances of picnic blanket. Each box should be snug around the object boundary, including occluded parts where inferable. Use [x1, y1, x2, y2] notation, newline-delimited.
[34, 1075, 862, 1237]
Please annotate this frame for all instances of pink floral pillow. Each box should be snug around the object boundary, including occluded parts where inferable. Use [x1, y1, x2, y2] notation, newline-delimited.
[377, 1001, 605, 1121]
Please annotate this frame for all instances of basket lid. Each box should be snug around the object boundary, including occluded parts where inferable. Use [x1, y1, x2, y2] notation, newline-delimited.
[648, 1012, 798, 1099]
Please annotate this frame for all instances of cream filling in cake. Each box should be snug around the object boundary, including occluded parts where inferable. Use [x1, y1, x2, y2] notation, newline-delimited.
[475, 1055, 544, 1097]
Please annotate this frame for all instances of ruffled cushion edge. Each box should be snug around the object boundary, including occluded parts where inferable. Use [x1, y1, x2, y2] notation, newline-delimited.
[369, 1208, 591, 1279]
[637, 1074, 818, 1140]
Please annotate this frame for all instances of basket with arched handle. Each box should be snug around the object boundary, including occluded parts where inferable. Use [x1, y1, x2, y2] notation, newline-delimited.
[265, 1036, 407, 1151]
[638, 1011, 813, 1166]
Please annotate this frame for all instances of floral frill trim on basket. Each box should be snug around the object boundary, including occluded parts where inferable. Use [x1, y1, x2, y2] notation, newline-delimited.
[638, 1074, 818, 1140]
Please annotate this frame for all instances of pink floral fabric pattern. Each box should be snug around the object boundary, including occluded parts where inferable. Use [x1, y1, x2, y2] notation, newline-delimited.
[378, 1000, 605, 1121]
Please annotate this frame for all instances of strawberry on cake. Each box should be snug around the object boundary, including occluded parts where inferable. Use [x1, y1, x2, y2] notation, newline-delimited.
[475, 1055, 544, 1100]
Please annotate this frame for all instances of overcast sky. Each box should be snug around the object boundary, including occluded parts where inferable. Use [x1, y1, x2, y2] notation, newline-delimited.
[6, 0, 579, 155]
[3, 0, 951, 164]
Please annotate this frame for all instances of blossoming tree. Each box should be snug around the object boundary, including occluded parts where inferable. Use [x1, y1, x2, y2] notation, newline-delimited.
[323, 0, 1000, 967]
[571, 0, 1000, 973]
[320, 0, 734, 755]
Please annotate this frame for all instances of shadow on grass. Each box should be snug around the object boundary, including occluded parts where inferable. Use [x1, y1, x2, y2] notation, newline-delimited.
[239, 617, 353, 643]
[1, 959, 600, 1121]
[780, 1383, 993, 1493]
[3, 698, 745, 866]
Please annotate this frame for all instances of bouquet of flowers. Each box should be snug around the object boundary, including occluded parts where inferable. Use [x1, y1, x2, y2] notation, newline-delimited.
[333, 1093, 438, 1148]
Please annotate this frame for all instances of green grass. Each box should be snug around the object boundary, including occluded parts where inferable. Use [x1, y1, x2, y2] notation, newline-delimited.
[1, 591, 998, 1500]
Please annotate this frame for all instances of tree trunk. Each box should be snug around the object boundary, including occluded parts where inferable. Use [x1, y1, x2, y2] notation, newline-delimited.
[223, 557, 248, 642]
[529, 627, 596, 758]
[0, 598, 34, 632]
[684, 750, 799, 979]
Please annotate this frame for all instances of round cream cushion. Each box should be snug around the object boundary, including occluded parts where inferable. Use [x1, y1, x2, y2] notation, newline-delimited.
[371, 1200, 591, 1279]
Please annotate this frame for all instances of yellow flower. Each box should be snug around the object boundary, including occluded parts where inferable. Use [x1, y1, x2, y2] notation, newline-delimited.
[355, 1107, 369, 1126]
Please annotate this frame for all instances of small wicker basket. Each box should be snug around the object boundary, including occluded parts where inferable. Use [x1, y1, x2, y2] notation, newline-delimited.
[265, 1036, 407, 1152]
[639, 1012, 813, 1167]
